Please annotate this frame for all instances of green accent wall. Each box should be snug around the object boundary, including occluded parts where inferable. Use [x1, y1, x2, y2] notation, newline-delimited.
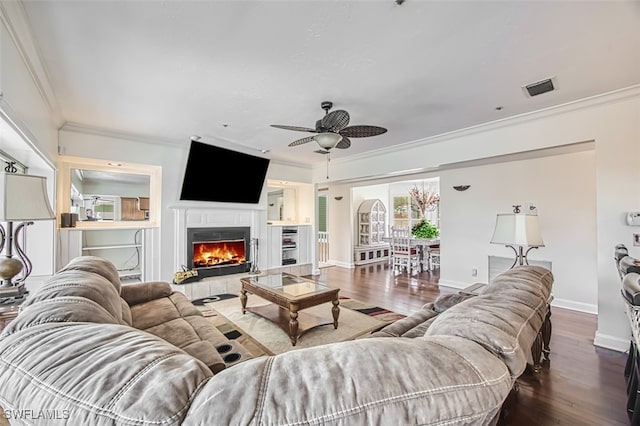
[318, 196, 327, 232]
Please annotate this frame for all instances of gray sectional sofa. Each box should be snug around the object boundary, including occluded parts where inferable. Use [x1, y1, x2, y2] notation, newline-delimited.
[0, 256, 553, 425]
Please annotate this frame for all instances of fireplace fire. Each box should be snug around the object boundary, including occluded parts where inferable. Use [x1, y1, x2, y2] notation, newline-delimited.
[192, 240, 245, 268]
[186, 226, 251, 278]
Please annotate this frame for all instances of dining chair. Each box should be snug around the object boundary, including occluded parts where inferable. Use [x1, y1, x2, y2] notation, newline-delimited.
[428, 245, 440, 270]
[391, 226, 420, 275]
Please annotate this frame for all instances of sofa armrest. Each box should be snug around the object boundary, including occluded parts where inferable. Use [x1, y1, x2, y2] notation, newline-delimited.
[121, 281, 173, 306]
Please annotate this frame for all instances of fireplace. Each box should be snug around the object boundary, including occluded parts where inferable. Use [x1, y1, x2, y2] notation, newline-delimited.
[186, 227, 251, 278]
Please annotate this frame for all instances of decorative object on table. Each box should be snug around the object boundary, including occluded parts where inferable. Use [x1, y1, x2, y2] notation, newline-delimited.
[411, 219, 440, 239]
[0, 172, 55, 298]
[490, 205, 545, 268]
[453, 185, 470, 192]
[409, 185, 440, 218]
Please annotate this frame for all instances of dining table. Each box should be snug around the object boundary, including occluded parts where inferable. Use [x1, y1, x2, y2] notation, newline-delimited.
[383, 236, 440, 272]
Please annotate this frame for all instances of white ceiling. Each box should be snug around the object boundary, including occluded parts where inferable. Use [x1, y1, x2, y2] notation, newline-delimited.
[20, 0, 640, 167]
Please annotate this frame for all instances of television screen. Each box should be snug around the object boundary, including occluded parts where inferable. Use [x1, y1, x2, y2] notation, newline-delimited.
[180, 141, 270, 203]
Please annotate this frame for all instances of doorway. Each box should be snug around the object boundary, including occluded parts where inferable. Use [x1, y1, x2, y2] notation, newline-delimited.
[317, 188, 329, 266]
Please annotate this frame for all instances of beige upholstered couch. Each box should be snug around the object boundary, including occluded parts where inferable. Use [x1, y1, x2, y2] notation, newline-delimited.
[0, 257, 553, 425]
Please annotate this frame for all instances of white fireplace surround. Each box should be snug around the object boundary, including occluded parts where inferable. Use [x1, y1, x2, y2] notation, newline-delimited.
[169, 202, 315, 301]
[170, 202, 266, 275]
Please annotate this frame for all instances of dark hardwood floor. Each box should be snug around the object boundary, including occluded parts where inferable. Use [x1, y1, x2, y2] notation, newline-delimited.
[308, 262, 630, 426]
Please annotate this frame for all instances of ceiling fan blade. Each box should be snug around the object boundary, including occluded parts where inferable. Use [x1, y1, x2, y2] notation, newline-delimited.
[271, 124, 317, 133]
[321, 110, 350, 132]
[335, 136, 351, 149]
[288, 136, 316, 147]
[340, 125, 388, 138]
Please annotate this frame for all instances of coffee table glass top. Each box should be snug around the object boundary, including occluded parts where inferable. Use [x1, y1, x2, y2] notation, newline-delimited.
[245, 273, 330, 297]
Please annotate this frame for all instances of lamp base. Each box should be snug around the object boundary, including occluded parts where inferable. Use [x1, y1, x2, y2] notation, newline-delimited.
[506, 245, 538, 269]
[0, 256, 26, 298]
[0, 282, 26, 298]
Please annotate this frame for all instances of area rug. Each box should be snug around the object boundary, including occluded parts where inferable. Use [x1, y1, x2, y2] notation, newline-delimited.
[196, 294, 404, 356]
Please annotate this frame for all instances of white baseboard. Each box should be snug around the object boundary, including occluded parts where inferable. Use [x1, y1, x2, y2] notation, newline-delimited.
[438, 279, 476, 292]
[594, 332, 628, 353]
[550, 297, 597, 315]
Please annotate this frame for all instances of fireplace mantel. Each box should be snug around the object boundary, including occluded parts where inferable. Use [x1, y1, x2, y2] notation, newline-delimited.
[168, 202, 267, 211]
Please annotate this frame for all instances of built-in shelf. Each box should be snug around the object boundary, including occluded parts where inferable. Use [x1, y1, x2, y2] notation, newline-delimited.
[59, 228, 147, 283]
[267, 224, 311, 269]
[82, 243, 143, 251]
[119, 270, 142, 279]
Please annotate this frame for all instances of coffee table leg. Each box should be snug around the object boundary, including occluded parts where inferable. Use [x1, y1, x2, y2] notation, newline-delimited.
[240, 289, 247, 314]
[332, 298, 340, 329]
[289, 309, 299, 346]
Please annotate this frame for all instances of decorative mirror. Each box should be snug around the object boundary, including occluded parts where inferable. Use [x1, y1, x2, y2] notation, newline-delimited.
[266, 181, 297, 223]
[57, 156, 162, 229]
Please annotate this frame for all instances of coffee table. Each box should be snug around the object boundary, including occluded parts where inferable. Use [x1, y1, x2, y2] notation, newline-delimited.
[240, 273, 339, 346]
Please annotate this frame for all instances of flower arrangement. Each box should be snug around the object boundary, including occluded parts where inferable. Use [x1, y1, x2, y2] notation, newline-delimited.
[409, 185, 440, 218]
[411, 219, 440, 239]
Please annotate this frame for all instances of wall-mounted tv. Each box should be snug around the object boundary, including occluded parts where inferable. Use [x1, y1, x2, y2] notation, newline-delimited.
[180, 141, 270, 204]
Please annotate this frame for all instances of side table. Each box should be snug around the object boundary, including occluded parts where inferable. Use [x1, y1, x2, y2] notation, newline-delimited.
[459, 282, 552, 372]
[0, 306, 20, 332]
[0, 296, 27, 333]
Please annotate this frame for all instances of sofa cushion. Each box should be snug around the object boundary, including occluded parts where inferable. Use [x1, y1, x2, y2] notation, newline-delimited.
[433, 292, 475, 313]
[4, 297, 124, 334]
[426, 266, 553, 377]
[185, 336, 512, 425]
[120, 298, 133, 326]
[130, 296, 182, 329]
[57, 255, 122, 295]
[129, 291, 231, 373]
[121, 281, 173, 306]
[0, 322, 212, 425]
[21, 270, 125, 325]
[370, 303, 439, 338]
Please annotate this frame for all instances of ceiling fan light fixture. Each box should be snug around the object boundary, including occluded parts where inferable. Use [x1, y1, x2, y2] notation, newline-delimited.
[314, 132, 342, 149]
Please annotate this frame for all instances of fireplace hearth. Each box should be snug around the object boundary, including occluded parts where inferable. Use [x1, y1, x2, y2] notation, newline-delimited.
[186, 227, 251, 278]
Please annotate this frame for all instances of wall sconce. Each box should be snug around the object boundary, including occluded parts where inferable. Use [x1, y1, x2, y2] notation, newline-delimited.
[334, 196, 343, 201]
[453, 185, 470, 192]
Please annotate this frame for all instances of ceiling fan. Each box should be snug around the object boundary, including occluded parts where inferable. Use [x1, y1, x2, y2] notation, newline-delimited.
[270, 101, 388, 151]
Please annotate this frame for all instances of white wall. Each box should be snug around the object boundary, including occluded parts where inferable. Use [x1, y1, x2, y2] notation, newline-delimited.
[439, 150, 596, 312]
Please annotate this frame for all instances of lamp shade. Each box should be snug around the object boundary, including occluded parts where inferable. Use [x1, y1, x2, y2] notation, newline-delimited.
[314, 132, 342, 149]
[0, 173, 55, 221]
[490, 213, 545, 247]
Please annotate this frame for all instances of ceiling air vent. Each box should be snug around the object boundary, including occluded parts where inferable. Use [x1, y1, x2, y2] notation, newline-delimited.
[314, 149, 330, 155]
[523, 77, 556, 97]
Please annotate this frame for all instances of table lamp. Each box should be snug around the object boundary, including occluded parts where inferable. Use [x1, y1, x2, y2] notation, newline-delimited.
[0, 172, 55, 298]
[490, 205, 544, 269]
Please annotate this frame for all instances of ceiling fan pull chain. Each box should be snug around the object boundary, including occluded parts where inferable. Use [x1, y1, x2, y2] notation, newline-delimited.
[326, 152, 330, 179]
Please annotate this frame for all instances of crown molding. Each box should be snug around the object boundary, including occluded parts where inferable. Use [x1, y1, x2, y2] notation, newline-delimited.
[60, 122, 186, 148]
[325, 84, 640, 168]
[0, 1, 63, 126]
[61, 121, 311, 170]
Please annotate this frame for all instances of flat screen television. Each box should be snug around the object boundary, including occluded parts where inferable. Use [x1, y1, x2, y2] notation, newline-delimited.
[180, 141, 270, 203]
